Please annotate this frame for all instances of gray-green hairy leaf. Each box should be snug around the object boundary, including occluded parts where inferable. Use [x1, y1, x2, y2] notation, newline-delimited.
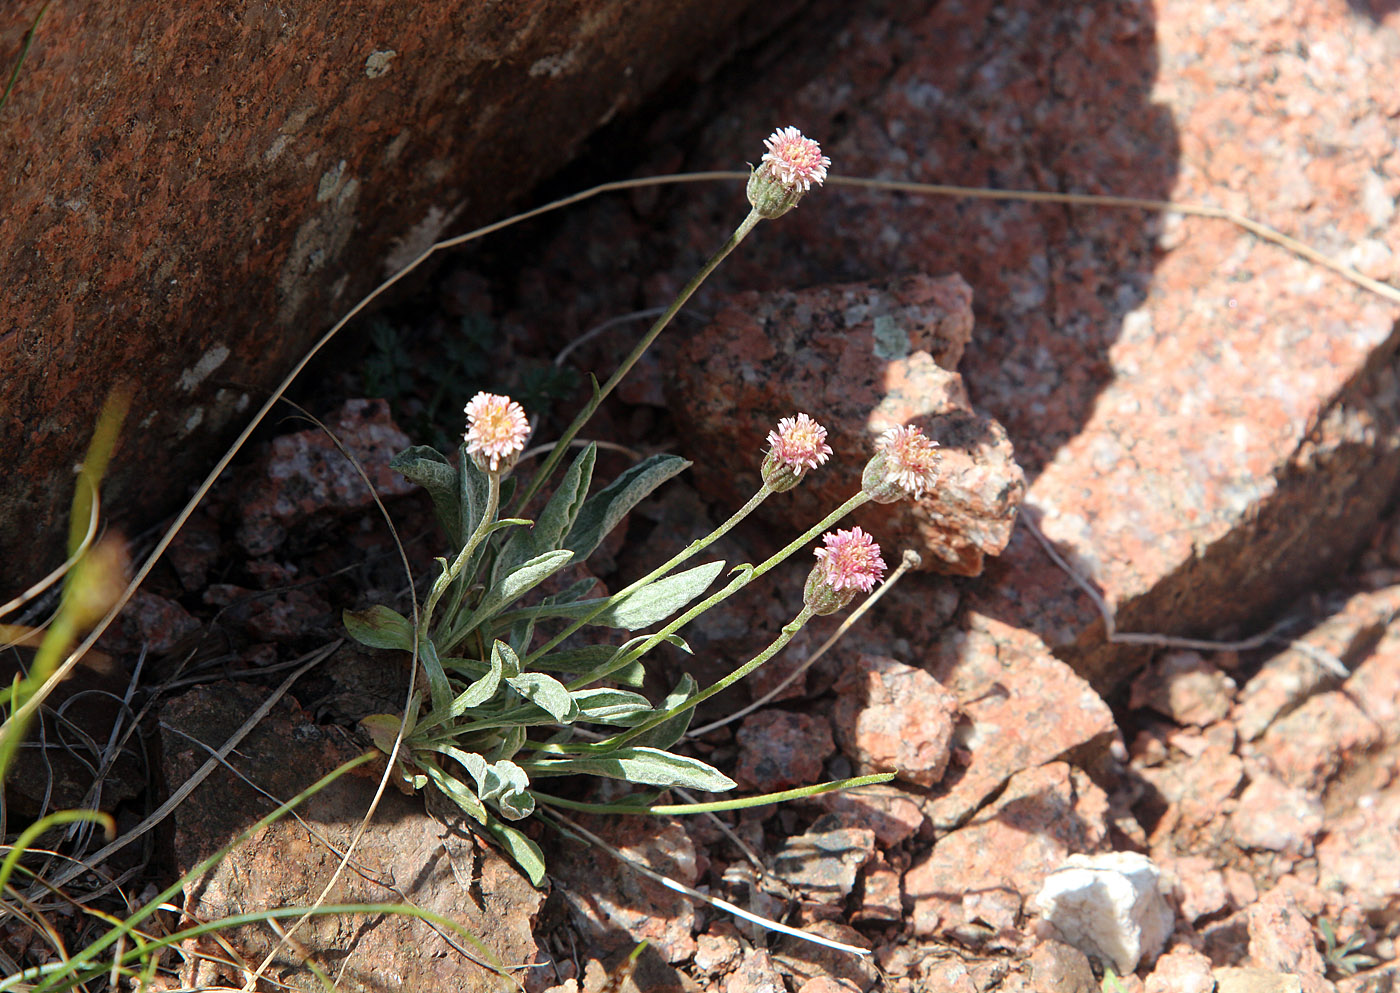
[531, 746, 735, 792]
[343, 604, 415, 651]
[506, 672, 577, 723]
[587, 561, 724, 629]
[532, 645, 647, 687]
[483, 817, 546, 886]
[563, 453, 690, 564]
[390, 446, 461, 543]
[569, 688, 654, 726]
[628, 673, 699, 750]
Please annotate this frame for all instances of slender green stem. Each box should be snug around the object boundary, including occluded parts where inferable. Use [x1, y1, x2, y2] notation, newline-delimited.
[563, 488, 872, 693]
[444, 488, 870, 740]
[533, 772, 896, 814]
[419, 470, 501, 641]
[0, 1, 50, 114]
[516, 208, 764, 510]
[525, 482, 774, 667]
[603, 604, 815, 749]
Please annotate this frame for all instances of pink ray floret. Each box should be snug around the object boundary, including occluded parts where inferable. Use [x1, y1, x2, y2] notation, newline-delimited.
[463, 391, 530, 471]
[814, 526, 886, 593]
[876, 425, 941, 499]
[761, 126, 831, 192]
[767, 413, 833, 474]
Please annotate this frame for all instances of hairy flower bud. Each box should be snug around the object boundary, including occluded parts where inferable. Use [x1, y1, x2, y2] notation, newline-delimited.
[761, 413, 832, 492]
[746, 127, 830, 220]
[861, 425, 941, 504]
[803, 527, 885, 615]
[464, 391, 530, 474]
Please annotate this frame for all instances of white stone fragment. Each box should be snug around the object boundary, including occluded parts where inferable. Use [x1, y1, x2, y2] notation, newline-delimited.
[1034, 851, 1173, 974]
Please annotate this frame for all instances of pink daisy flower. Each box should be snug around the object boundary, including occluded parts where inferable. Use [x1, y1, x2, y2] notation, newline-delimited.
[875, 425, 942, 499]
[813, 527, 886, 593]
[463, 391, 530, 472]
[767, 413, 833, 474]
[760, 126, 831, 192]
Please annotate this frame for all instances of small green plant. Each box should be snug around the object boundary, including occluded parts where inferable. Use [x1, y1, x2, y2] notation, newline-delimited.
[344, 128, 938, 884]
[1319, 918, 1377, 977]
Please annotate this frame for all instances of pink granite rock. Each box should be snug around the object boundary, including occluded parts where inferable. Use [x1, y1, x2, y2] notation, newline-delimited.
[1249, 691, 1382, 793]
[733, 709, 835, 792]
[723, 949, 785, 993]
[771, 819, 877, 905]
[667, 274, 1024, 576]
[1229, 772, 1324, 856]
[161, 683, 544, 991]
[922, 612, 1117, 829]
[1162, 854, 1231, 923]
[854, 856, 903, 925]
[0, 0, 798, 595]
[1316, 782, 1400, 916]
[1026, 938, 1098, 993]
[831, 653, 958, 788]
[1246, 885, 1330, 985]
[1130, 650, 1236, 727]
[515, 0, 1400, 696]
[1135, 725, 1244, 847]
[905, 762, 1110, 942]
[549, 814, 700, 964]
[807, 783, 925, 847]
[235, 398, 415, 555]
[119, 589, 201, 655]
[1234, 587, 1400, 741]
[1145, 945, 1216, 993]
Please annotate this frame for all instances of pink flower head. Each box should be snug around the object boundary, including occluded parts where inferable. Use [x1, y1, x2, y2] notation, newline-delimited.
[767, 413, 832, 474]
[760, 126, 830, 192]
[872, 425, 941, 500]
[813, 526, 886, 593]
[463, 391, 529, 472]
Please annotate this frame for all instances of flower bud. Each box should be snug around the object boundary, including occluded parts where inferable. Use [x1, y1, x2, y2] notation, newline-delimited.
[861, 425, 941, 504]
[803, 527, 886, 615]
[761, 413, 832, 492]
[464, 391, 530, 474]
[746, 127, 830, 220]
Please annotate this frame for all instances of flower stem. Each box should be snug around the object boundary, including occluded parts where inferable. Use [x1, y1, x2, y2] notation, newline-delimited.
[564, 488, 873, 693]
[524, 482, 774, 667]
[516, 208, 765, 510]
[419, 470, 501, 642]
[603, 604, 817, 749]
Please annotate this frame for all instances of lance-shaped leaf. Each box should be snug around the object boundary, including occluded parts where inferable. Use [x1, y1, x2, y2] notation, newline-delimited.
[529, 746, 736, 792]
[343, 604, 415, 651]
[627, 673, 699, 750]
[531, 644, 647, 687]
[389, 446, 461, 543]
[499, 562, 722, 632]
[493, 444, 595, 587]
[563, 454, 689, 564]
[446, 645, 504, 717]
[569, 688, 654, 726]
[437, 746, 536, 820]
[457, 443, 493, 540]
[506, 671, 578, 724]
[483, 817, 546, 887]
[588, 561, 723, 629]
[420, 754, 488, 823]
[464, 549, 574, 630]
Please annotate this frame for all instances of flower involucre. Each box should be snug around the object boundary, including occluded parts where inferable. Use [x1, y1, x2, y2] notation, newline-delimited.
[760, 126, 830, 192]
[768, 413, 832, 473]
[464, 391, 530, 471]
[875, 425, 942, 499]
[814, 526, 886, 594]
